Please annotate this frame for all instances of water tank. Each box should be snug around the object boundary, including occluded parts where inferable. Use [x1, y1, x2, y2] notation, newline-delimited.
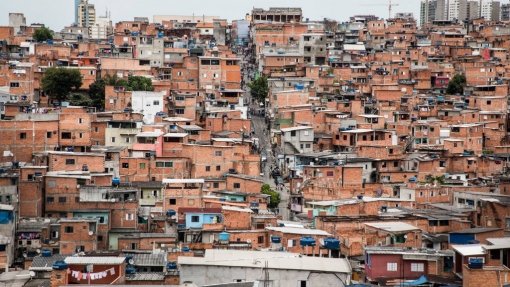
[323, 238, 340, 250]
[300, 237, 316, 247]
[219, 232, 230, 242]
[271, 236, 281, 244]
[126, 266, 136, 274]
[166, 209, 176, 217]
[52, 261, 68, 270]
[294, 83, 305, 90]
[166, 262, 177, 270]
[112, 177, 121, 186]
[41, 249, 52, 257]
[182, 246, 190, 252]
[468, 258, 483, 269]
[408, 177, 417, 183]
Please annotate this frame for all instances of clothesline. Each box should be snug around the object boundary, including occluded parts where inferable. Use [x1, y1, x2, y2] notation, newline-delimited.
[68, 267, 116, 281]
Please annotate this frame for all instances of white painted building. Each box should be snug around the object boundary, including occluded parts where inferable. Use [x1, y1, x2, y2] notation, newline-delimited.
[91, 12, 112, 40]
[179, 249, 352, 287]
[131, 91, 166, 124]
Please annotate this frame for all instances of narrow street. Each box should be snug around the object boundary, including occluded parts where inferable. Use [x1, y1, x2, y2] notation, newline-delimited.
[240, 49, 290, 221]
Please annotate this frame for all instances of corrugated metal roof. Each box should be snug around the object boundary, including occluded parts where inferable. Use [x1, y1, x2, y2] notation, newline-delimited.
[126, 272, 165, 281]
[130, 253, 165, 267]
[30, 255, 66, 271]
[64, 256, 126, 265]
[265, 226, 331, 236]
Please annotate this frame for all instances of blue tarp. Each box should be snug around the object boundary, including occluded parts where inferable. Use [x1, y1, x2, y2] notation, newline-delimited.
[0, 210, 12, 224]
[401, 275, 429, 286]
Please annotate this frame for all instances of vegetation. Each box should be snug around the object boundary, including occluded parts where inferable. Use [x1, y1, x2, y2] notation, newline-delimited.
[41, 67, 83, 102]
[446, 74, 466, 95]
[248, 76, 269, 102]
[261, 184, 281, 209]
[425, 175, 446, 185]
[88, 75, 154, 110]
[33, 27, 53, 42]
[127, 75, 154, 91]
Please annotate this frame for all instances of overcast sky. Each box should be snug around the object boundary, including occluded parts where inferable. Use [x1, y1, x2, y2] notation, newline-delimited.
[1, 0, 419, 30]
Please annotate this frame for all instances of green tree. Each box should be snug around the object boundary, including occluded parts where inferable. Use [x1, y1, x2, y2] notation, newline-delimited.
[127, 76, 154, 91]
[446, 74, 466, 95]
[261, 184, 281, 209]
[248, 76, 269, 102]
[33, 27, 53, 42]
[68, 93, 93, 107]
[41, 67, 83, 102]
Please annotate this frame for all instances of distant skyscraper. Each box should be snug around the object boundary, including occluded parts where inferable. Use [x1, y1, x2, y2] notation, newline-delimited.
[420, 0, 452, 25]
[74, 0, 81, 25]
[77, 0, 96, 28]
[480, 0, 501, 21]
[502, 3, 510, 20]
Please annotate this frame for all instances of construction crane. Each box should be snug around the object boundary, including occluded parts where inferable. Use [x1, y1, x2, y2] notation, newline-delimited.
[361, 0, 400, 19]
[388, 0, 400, 19]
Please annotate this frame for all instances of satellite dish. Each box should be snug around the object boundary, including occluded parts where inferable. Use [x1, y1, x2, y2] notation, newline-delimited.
[36, 249, 41, 254]
[23, 252, 27, 258]
[247, 239, 252, 244]
[128, 259, 134, 265]
[88, 231, 94, 236]
[150, 214, 155, 219]
[29, 271, 36, 277]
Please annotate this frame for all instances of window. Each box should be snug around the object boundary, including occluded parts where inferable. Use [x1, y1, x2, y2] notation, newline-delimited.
[65, 159, 75, 165]
[78, 118, 83, 124]
[206, 166, 211, 172]
[98, 235, 103, 241]
[299, 281, 307, 287]
[65, 226, 74, 233]
[191, 216, 200, 222]
[153, 100, 160, 105]
[258, 236, 264, 244]
[215, 151, 222, 156]
[411, 263, 424, 272]
[111, 137, 116, 143]
[233, 183, 241, 189]
[46, 197, 54, 203]
[213, 182, 219, 188]
[490, 249, 501, 260]
[216, 166, 221, 171]
[58, 197, 66, 203]
[169, 198, 176, 205]
[291, 131, 296, 137]
[10, 82, 20, 88]
[130, 243, 138, 250]
[125, 137, 130, 143]
[20, 132, 26, 139]
[122, 163, 129, 168]
[47, 132, 52, 138]
[125, 213, 134, 220]
[61, 132, 72, 139]
[387, 262, 398, 271]
[139, 163, 146, 169]
[327, 171, 334, 177]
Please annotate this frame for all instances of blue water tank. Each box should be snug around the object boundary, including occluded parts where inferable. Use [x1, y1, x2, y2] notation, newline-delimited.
[219, 232, 230, 242]
[46, 39, 53, 45]
[126, 266, 136, 274]
[166, 262, 177, 270]
[324, 238, 340, 250]
[271, 236, 281, 244]
[182, 246, 190, 252]
[408, 177, 417, 183]
[112, 177, 121, 186]
[300, 237, 316, 247]
[166, 209, 176, 217]
[52, 261, 68, 270]
[295, 83, 305, 90]
[468, 258, 483, 269]
[158, 32, 164, 38]
[41, 249, 52, 257]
